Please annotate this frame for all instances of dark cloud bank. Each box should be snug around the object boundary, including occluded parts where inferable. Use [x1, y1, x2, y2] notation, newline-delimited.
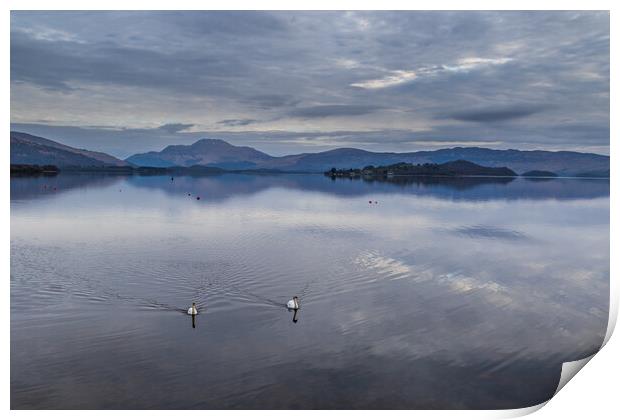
[10, 11, 610, 157]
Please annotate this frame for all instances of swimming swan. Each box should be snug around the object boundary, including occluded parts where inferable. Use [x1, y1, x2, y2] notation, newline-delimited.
[187, 302, 198, 315]
[286, 296, 300, 310]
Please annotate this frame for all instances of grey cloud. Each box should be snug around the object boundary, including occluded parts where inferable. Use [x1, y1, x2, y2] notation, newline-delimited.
[154, 10, 289, 38]
[158, 123, 194, 133]
[445, 105, 547, 123]
[245, 94, 300, 109]
[288, 105, 385, 119]
[217, 119, 258, 127]
[10, 31, 252, 94]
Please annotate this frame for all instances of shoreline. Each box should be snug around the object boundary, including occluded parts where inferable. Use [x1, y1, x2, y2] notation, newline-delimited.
[9, 168, 610, 180]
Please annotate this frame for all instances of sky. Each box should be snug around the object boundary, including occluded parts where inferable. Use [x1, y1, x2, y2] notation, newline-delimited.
[10, 11, 610, 159]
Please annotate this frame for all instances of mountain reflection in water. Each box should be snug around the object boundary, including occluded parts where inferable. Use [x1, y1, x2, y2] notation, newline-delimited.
[10, 172, 609, 202]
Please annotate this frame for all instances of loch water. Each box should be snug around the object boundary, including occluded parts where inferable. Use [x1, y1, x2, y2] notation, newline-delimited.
[10, 173, 609, 409]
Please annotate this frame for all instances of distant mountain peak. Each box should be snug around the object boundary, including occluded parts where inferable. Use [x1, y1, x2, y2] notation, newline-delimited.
[194, 138, 230, 146]
[126, 136, 273, 169]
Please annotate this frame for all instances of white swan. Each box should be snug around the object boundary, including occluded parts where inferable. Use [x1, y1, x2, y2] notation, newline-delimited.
[187, 303, 198, 315]
[286, 296, 300, 310]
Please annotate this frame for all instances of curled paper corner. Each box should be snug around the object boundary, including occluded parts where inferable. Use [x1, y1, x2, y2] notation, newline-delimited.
[493, 312, 616, 419]
[491, 356, 596, 419]
[602, 295, 618, 348]
[533, 291, 620, 413]
[492, 401, 548, 418]
[553, 354, 595, 397]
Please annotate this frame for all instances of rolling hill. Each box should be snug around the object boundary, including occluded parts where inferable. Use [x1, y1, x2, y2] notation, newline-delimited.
[11, 131, 129, 167]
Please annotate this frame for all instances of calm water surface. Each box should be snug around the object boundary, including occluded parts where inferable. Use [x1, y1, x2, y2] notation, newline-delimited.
[11, 174, 609, 409]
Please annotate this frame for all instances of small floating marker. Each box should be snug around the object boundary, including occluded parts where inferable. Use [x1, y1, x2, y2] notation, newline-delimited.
[368, 200, 372, 204]
[196, 196, 201, 200]
[374, 201, 378, 204]
[188, 193, 191, 196]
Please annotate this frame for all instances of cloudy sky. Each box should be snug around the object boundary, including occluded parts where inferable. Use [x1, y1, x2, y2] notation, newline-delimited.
[10, 11, 610, 159]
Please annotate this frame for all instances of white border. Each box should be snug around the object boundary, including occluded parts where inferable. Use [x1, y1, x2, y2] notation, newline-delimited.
[3, 2, 616, 419]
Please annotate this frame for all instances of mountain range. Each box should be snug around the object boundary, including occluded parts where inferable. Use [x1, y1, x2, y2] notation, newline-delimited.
[10, 131, 610, 177]
[126, 137, 609, 176]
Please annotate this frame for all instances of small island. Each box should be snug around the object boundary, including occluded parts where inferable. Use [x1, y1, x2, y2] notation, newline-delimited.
[325, 160, 517, 179]
[11, 164, 60, 175]
[521, 170, 558, 177]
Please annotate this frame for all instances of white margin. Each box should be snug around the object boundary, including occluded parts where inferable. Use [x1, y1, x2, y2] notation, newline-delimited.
[3, 2, 616, 419]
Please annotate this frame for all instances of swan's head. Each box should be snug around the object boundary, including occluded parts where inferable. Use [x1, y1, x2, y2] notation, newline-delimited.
[192, 302, 196, 307]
